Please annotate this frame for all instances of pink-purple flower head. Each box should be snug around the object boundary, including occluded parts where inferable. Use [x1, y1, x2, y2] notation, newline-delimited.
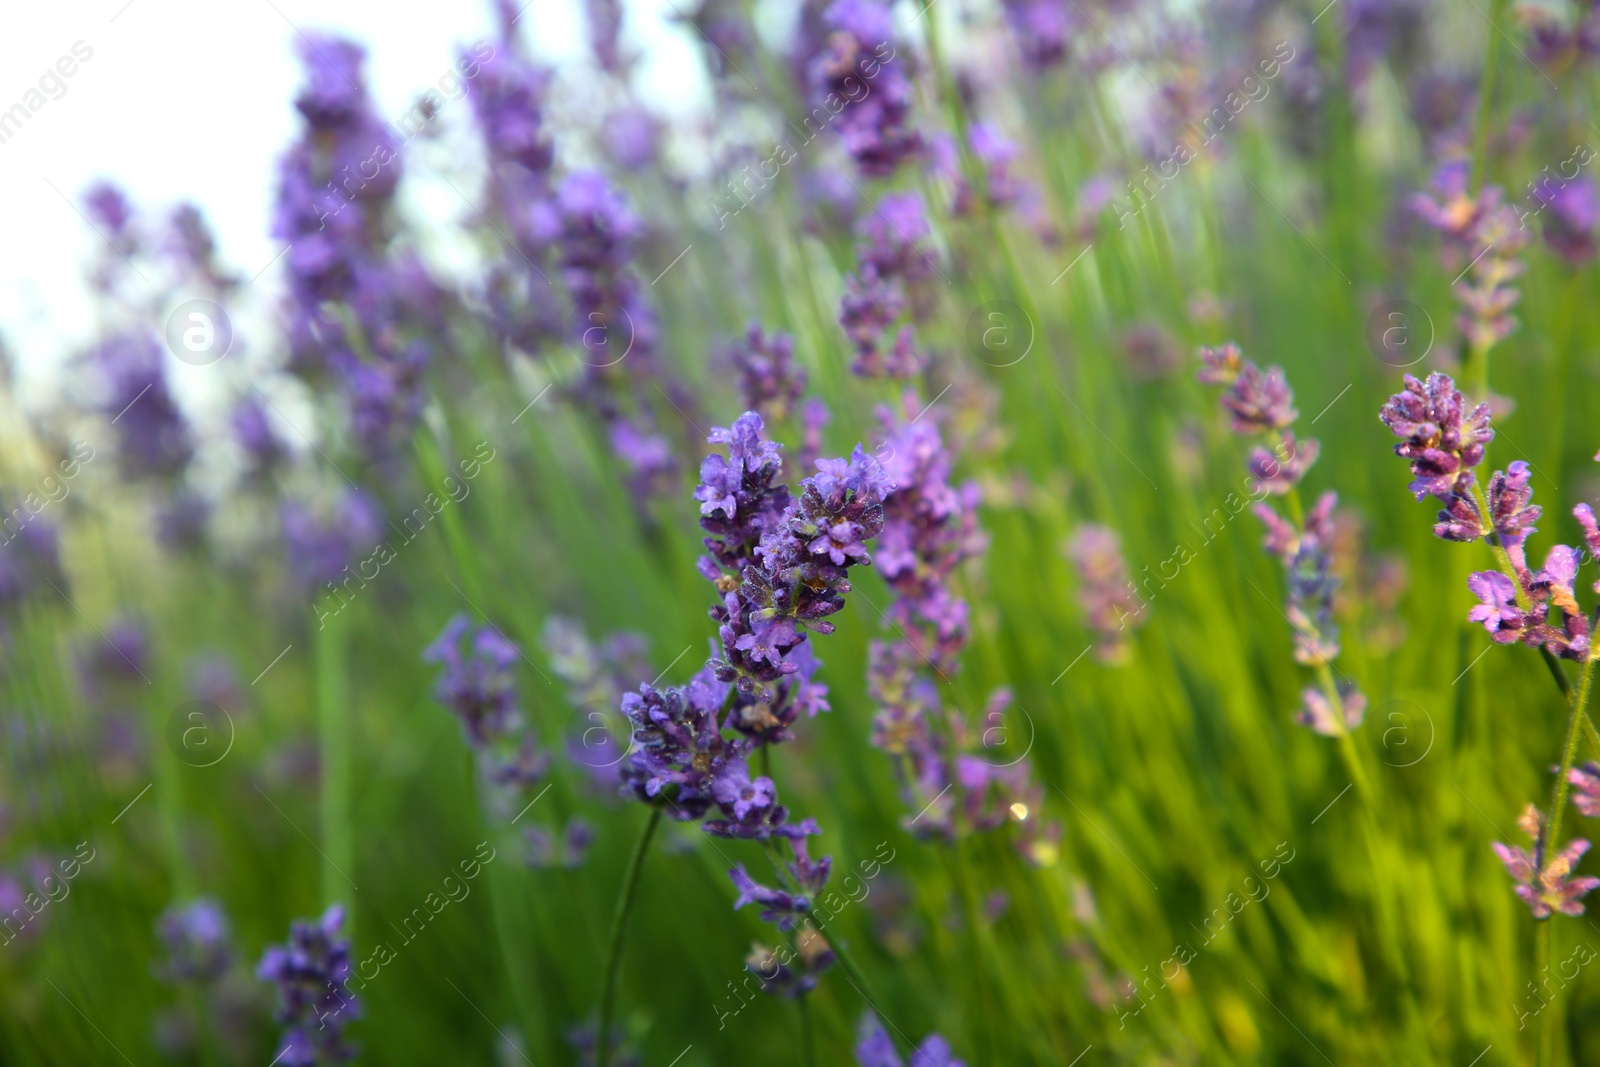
[1248, 432, 1320, 496]
[1379, 371, 1494, 503]
[1196, 344, 1297, 434]
[1494, 804, 1600, 918]
[1569, 762, 1600, 817]
[1294, 683, 1367, 737]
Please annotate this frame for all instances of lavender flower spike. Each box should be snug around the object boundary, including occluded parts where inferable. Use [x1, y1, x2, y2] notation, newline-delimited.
[1493, 804, 1600, 918]
[1569, 762, 1600, 818]
[257, 905, 360, 1065]
[1294, 683, 1367, 737]
[1379, 371, 1494, 503]
[855, 1013, 965, 1067]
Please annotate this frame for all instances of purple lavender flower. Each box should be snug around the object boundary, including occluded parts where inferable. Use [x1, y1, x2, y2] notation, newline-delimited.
[257, 905, 360, 1065]
[856, 1014, 965, 1067]
[280, 491, 382, 591]
[1120, 321, 1179, 380]
[156, 899, 232, 984]
[729, 865, 810, 930]
[232, 396, 284, 473]
[999, 0, 1074, 68]
[1487, 460, 1540, 570]
[274, 34, 433, 459]
[619, 670, 737, 818]
[1534, 175, 1599, 265]
[725, 325, 807, 424]
[88, 334, 192, 480]
[584, 0, 628, 73]
[1255, 490, 1338, 564]
[1066, 525, 1146, 661]
[424, 615, 526, 750]
[1294, 683, 1367, 737]
[1285, 539, 1341, 666]
[1218, 362, 1297, 433]
[746, 928, 835, 998]
[855, 192, 935, 285]
[1248, 432, 1321, 496]
[1467, 570, 1527, 643]
[1494, 804, 1600, 918]
[1379, 372, 1494, 504]
[0, 512, 66, 611]
[839, 266, 908, 373]
[808, 0, 922, 178]
[1569, 762, 1600, 818]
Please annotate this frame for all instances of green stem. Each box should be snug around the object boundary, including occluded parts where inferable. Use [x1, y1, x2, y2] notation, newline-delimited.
[806, 906, 906, 1053]
[596, 807, 663, 1067]
[1470, 0, 1509, 191]
[1546, 658, 1596, 863]
[315, 609, 353, 915]
[799, 993, 817, 1067]
[1536, 919, 1553, 1067]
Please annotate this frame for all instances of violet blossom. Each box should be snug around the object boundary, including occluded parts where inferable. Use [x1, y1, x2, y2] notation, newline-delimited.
[1494, 804, 1600, 919]
[1066, 524, 1147, 661]
[807, 0, 922, 178]
[257, 905, 359, 1066]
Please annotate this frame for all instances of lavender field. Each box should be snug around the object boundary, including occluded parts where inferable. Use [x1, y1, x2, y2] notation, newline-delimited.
[3, 0, 1600, 1063]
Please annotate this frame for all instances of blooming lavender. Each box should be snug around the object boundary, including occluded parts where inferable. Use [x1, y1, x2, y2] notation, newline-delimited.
[273, 33, 434, 461]
[807, 0, 922, 178]
[1378, 371, 1494, 539]
[87, 333, 192, 480]
[862, 395, 1055, 861]
[1066, 524, 1147, 662]
[1410, 160, 1531, 353]
[1199, 343, 1364, 734]
[1494, 804, 1600, 918]
[838, 193, 939, 376]
[425, 615, 549, 791]
[155, 898, 232, 984]
[856, 1014, 965, 1067]
[725, 324, 807, 422]
[1532, 174, 1599, 265]
[543, 615, 649, 786]
[257, 905, 359, 1066]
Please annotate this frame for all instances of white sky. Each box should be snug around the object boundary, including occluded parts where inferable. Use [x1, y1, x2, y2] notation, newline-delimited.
[0, 0, 711, 395]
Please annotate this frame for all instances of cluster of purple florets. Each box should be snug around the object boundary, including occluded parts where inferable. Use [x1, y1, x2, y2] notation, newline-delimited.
[256, 906, 360, 1066]
[1199, 343, 1362, 735]
[838, 194, 936, 377]
[424, 614, 550, 792]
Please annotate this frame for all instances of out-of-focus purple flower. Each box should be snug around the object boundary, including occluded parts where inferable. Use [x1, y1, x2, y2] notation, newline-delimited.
[999, 0, 1075, 69]
[840, 266, 907, 373]
[1066, 525, 1146, 661]
[1120, 321, 1179, 380]
[745, 928, 834, 999]
[274, 34, 433, 461]
[603, 106, 659, 171]
[1533, 175, 1599, 265]
[856, 192, 934, 282]
[280, 490, 382, 590]
[1494, 804, 1600, 918]
[1219, 362, 1296, 433]
[85, 181, 134, 243]
[808, 0, 922, 178]
[945, 123, 1038, 219]
[1286, 540, 1340, 666]
[1195, 342, 1243, 385]
[856, 1014, 966, 1067]
[257, 905, 359, 1066]
[1570, 762, 1600, 818]
[524, 816, 595, 869]
[0, 512, 66, 611]
[729, 863, 813, 930]
[232, 396, 284, 473]
[156, 899, 232, 984]
[1248, 432, 1320, 496]
[1379, 371, 1494, 503]
[88, 334, 192, 480]
[424, 614, 526, 750]
[1294, 683, 1367, 737]
[1411, 161, 1530, 349]
[585, 0, 628, 73]
[726, 324, 807, 422]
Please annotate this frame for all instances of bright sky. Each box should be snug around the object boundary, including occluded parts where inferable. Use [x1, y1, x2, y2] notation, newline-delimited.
[0, 0, 711, 396]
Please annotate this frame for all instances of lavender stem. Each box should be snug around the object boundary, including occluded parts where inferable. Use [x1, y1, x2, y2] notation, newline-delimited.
[596, 807, 663, 1067]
